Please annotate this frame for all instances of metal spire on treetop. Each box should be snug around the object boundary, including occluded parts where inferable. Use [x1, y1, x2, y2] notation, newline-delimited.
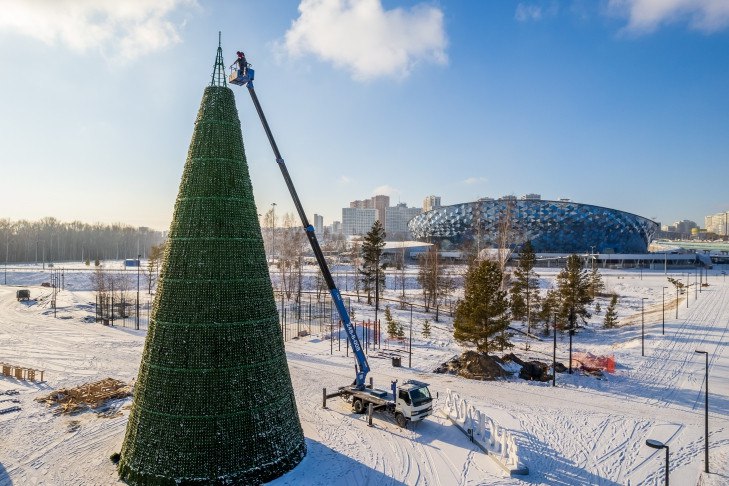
[211, 31, 227, 87]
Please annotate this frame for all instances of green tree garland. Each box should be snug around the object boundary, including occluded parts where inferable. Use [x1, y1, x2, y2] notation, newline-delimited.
[118, 85, 305, 485]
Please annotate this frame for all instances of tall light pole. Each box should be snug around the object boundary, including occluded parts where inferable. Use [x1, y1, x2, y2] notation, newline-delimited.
[552, 312, 557, 387]
[136, 254, 141, 330]
[409, 304, 413, 367]
[646, 439, 670, 485]
[641, 297, 648, 356]
[271, 202, 277, 265]
[695, 268, 698, 299]
[4, 232, 10, 285]
[675, 280, 681, 319]
[695, 349, 709, 474]
[662, 286, 667, 335]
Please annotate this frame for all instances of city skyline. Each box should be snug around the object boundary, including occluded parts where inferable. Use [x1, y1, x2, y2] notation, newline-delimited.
[1, 1, 728, 231]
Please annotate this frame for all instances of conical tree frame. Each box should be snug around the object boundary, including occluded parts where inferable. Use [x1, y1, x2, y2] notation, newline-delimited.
[118, 84, 306, 485]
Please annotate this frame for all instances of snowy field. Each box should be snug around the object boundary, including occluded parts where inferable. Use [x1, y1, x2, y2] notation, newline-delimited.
[0, 263, 728, 485]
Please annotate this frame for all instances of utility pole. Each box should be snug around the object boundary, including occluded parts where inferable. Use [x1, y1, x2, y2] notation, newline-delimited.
[136, 254, 141, 330]
[409, 304, 413, 368]
[271, 202, 277, 265]
[552, 312, 557, 387]
[662, 286, 667, 335]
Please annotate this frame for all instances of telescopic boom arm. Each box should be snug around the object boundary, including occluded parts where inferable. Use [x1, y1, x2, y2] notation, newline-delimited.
[243, 76, 370, 389]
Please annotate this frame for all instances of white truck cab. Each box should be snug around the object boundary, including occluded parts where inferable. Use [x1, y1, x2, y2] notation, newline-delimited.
[393, 380, 433, 427]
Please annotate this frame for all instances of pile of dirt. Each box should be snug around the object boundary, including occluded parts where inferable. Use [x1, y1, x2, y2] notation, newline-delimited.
[502, 353, 567, 381]
[36, 378, 133, 415]
[434, 351, 510, 380]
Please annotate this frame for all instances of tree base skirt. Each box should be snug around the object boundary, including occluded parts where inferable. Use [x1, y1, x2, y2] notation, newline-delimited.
[118, 441, 306, 486]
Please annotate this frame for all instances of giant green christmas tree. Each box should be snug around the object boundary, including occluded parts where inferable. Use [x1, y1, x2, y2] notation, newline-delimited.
[118, 41, 306, 485]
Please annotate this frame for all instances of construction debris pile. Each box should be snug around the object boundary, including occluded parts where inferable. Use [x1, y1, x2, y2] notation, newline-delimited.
[35, 378, 133, 415]
[434, 351, 511, 380]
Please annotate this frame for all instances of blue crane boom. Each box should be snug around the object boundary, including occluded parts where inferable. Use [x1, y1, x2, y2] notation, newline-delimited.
[230, 66, 371, 389]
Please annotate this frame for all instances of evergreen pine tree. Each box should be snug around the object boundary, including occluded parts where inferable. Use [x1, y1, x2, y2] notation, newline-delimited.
[556, 254, 593, 329]
[385, 306, 398, 339]
[453, 259, 511, 355]
[360, 220, 386, 305]
[595, 301, 602, 314]
[589, 267, 605, 298]
[603, 294, 619, 328]
[422, 319, 431, 339]
[510, 240, 540, 333]
[539, 289, 558, 335]
[396, 321, 405, 340]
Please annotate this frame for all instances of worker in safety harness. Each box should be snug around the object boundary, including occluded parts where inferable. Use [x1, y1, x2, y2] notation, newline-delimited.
[233, 51, 247, 76]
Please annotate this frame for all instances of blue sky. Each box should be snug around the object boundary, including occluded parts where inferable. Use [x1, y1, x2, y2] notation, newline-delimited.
[1, 0, 728, 230]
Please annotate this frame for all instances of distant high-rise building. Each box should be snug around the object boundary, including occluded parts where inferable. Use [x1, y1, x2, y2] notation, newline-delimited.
[422, 195, 441, 213]
[371, 195, 390, 226]
[342, 207, 377, 236]
[673, 220, 698, 236]
[350, 199, 372, 209]
[386, 203, 422, 240]
[704, 211, 729, 236]
[332, 221, 342, 235]
[313, 214, 324, 235]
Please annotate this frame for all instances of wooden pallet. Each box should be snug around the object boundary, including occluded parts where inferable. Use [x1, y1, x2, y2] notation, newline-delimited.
[1, 362, 45, 382]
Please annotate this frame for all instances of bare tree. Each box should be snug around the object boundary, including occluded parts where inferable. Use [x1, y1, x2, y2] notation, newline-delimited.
[277, 212, 307, 299]
[350, 240, 362, 302]
[262, 206, 277, 262]
[145, 242, 166, 294]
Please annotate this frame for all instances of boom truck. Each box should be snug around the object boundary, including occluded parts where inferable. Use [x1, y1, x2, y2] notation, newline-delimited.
[229, 62, 433, 428]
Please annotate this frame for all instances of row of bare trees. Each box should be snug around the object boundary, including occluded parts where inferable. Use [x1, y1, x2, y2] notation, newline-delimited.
[0, 217, 165, 263]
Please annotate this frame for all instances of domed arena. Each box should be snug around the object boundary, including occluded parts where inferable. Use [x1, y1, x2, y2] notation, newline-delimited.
[408, 197, 659, 253]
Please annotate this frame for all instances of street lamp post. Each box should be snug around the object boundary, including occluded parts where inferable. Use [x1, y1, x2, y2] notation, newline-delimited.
[646, 439, 670, 485]
[136, 254, 141, 330]
[568, 309, 575, 374]
[675, 281, 680, 319]
[271, 202, 277, 265]
[409, 304, 413, 368]
[4, 232, 10, 285]
[641, 297, 648, 356]
[662, 287, 667, 335]
[695, 350, 709, 474]
[552, 312, 557, 387]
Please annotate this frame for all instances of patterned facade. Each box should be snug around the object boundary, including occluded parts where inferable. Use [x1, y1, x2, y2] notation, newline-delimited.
[408, 199, 658, 253]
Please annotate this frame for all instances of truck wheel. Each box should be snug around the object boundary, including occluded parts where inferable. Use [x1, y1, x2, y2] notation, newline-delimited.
[395, 412, 407, 428]
[353, 399, 366, 414]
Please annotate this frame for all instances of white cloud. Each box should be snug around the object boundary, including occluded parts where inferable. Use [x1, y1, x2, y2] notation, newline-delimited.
[282, 0, 448, 81]
[372, 185, 399, 197]
[0, 0, 197, 61]
[609, 0, 729, 33]
[515, 3, 543, 22]
[338, 175, 352, 184]
[515, 2, 559, 23]
[463, 177, 487, 185]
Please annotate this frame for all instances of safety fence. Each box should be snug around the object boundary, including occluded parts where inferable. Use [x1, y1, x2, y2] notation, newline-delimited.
[442, 389, 528, 476]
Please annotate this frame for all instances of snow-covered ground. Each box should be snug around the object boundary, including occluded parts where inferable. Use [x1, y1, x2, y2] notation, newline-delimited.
[0, 263, 728, 485]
